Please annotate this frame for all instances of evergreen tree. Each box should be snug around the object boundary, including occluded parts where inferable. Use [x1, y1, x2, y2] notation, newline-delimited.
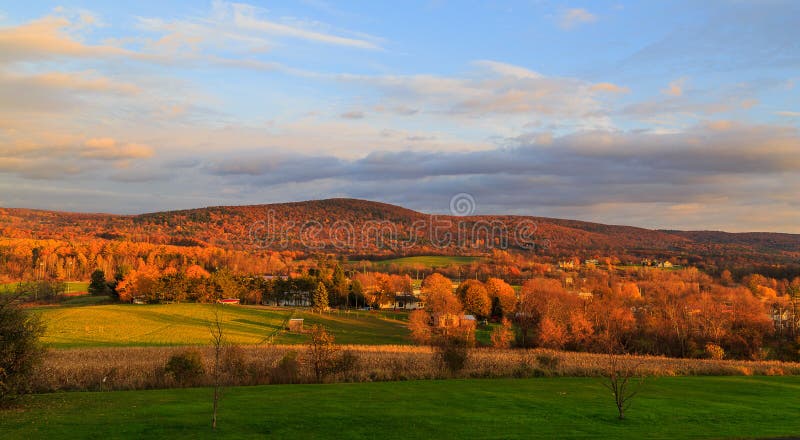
[312, 282, 329, 312]
[331, 264, 348, 307]
[88, 269, 109, 296]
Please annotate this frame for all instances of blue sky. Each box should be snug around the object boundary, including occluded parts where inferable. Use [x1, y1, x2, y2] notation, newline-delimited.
[0, 1, 798, 232]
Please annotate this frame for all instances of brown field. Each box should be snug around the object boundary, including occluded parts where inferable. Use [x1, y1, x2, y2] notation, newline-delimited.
[33, 345, 800, 393]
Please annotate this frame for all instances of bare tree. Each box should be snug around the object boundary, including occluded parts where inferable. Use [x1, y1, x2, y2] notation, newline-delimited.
[210, 304, 224, 430]
[308, 325, 338, 383]
[602, 354, 644, 420]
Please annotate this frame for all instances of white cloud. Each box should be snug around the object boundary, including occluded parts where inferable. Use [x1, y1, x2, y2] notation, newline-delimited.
[590, 82, 630, 94]
[662, 77, 687, 96]
[335, 61, 624, 133]
[135, 16, 273, 56]
[558, 8, 597, 30]
[230, 2, 380, 49]
[0, 16, 133, 62]
[473, 60, 542, 79]
[340, 110, 365, 119]
[132, 0, 381, 59]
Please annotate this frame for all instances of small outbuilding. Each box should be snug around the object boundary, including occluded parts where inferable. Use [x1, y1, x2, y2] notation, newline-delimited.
[288, 318, 304, 332]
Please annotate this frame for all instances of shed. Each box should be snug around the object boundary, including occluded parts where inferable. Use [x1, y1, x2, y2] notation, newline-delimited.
[288, 318, 304, 332]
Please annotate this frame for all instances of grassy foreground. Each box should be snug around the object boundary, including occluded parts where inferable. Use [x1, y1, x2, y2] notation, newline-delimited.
[4, 376, 800, 439]
[35, 303, 410, 348]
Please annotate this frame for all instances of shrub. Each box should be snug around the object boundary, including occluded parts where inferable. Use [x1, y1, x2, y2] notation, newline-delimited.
[333, 350, 360, 381]
[220, 345, 249, 385]
[13, 281, 66, 303]
[25, 345, 800, 393]
[705, 343, 725, 360]
[764, 366, 786, 376]
[165, 350, 205, 386]
[512, 362, 536, 378]
[0, 295, 45, 404]
[490, 318, 514, 348]
[536, 353, 561, 372]
[436, 336, 470, 373]
[270, 351, 300, 384]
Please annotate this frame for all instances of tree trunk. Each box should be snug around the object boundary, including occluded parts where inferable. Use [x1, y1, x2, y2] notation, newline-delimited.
[212, 385, 219, 429]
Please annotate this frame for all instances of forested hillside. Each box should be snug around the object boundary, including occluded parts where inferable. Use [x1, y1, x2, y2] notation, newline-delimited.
[1, 198, 799, 283]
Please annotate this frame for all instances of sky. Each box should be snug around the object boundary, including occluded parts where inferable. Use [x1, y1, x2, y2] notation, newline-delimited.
[0, 0, 798, 232]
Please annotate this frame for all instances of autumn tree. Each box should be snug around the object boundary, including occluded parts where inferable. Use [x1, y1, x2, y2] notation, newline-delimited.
[724, 286, 772, 359]
[568, 310, 595, 350]
[353, 272, 378, 306]
[490, 318, 514, 348]
[349, 279, 365, 308]
[456, 280, 491, 319]
[485, 277, 517, 318]
[115, 265, 161, 302]
[416, 273, 473, 347]
[517, 278, 574, 347]
[720, 269, 734, 286]
[408, 309, 432, 345]
[614, 282, 641, 301]
[421, 273, 460, 316]
[374, 273, 394, 307]
[186, 264, 211, 279]
[210, 269, 244, 301]
[391, 274, 413, 296]
[538, 316, 569, 349]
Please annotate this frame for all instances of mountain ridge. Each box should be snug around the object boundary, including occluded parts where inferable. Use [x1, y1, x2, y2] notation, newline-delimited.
[1, 198, 798, 266]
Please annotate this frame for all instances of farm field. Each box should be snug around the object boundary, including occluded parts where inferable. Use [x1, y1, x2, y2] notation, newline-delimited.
[370, 255, 481, 268]
[34, 303, 411, 348]
[0, 281, 89, 294]
[4, 376, 800, 439]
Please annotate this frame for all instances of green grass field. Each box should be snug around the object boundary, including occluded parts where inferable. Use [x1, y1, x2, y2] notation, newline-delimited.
[0, 281, 90, 294]
[372, 255, 480, 268]
[3, 376, 800, 439]
[35, 303, 410, 348]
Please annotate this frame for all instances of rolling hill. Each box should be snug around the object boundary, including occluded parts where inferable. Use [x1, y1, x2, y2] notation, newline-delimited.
[1, 198, 799, 265]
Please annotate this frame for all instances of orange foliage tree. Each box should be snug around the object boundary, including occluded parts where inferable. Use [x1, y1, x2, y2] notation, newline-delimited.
[456, 280, 491, 319]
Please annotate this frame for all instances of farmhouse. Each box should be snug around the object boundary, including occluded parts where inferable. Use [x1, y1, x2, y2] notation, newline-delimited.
[432, 313, 477, 329]
[771, 304, 798, 332]
[275, 289, 312, 307]
[379, 294, 424, 310]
